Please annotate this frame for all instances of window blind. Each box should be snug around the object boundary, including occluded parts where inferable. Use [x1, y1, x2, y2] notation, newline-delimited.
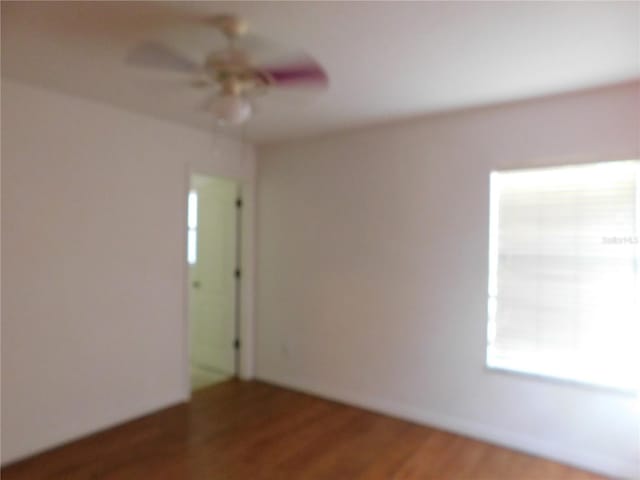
[487, 160, 639, 391]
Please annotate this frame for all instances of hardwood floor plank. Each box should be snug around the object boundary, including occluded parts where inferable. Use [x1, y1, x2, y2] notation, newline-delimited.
[1, 380, 606, 480]
[356, 425, 434, 480]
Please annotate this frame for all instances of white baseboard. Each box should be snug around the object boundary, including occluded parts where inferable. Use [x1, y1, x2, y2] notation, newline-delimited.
[257, 373, 639, 479]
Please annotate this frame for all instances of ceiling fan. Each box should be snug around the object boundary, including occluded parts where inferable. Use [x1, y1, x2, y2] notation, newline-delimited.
[126, 14, 329, 126]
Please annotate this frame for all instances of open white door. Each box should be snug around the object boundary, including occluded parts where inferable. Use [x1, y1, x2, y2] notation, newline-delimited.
[188, 174, 239, 390]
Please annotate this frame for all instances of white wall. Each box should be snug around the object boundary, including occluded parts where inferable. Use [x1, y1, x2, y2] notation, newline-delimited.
[1, 80, 255, 465]
[257, 82, 640, 478]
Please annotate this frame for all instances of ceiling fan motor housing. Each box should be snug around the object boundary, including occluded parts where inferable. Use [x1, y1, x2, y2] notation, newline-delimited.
[205, 51, 269, 94]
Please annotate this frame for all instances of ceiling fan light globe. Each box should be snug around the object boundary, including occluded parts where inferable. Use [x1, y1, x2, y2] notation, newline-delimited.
[213, 94, 252, 126]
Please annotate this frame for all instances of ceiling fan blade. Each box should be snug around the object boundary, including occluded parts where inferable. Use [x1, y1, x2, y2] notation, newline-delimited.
[257, 60, 328, 88]
[126, 41, 200, 74]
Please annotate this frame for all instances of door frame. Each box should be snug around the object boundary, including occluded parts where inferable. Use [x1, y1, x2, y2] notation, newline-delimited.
[182, 164, 253, 399]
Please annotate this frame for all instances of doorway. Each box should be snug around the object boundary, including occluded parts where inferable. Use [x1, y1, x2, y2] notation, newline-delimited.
[188, 173, 240, 391]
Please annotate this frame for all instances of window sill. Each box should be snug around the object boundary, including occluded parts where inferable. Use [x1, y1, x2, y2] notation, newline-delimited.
[485, 363, 639, 397]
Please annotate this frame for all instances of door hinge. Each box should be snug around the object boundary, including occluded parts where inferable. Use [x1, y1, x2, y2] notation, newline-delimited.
[234, 268, 241, 279]
[234, 338, 241, 350]
[236, 197, 243, 208]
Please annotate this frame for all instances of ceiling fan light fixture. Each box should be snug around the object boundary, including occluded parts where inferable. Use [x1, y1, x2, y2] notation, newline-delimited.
[213, 93, 252, 126]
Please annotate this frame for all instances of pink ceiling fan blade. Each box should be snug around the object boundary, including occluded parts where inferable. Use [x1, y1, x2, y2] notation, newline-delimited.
[258, 61, 328, 88]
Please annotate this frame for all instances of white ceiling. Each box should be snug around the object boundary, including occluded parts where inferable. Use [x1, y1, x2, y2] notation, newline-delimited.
[2, 1, 639, 144]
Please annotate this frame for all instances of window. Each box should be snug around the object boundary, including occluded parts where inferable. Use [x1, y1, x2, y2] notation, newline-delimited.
[187, 190, 198, 265]
[487, 160, 639, 391]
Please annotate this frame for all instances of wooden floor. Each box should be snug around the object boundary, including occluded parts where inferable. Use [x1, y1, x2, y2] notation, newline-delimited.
[2, 380, 604, 480]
